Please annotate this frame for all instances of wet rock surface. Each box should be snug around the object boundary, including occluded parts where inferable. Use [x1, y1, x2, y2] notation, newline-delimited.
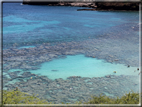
[3, 73, 139, 104]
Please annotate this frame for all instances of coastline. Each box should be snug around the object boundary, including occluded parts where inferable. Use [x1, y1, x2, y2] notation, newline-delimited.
[23, 1, 139, 11]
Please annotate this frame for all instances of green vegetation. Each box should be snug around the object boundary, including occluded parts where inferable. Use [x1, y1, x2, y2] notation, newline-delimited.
[84, 91, 140, 104]
[1, 89, 140, 105]
[2, 89, 52, 104]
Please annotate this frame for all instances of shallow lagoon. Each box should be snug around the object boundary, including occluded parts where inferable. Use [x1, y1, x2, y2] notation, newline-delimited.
[29, 54, 139, 80]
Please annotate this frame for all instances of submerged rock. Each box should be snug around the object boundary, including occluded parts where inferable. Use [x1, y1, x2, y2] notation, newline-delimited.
[105, 75, 111, 78]
[21, 72, 32, 78]
[3, 74, 139, 104]
[8, 72, 18, 79]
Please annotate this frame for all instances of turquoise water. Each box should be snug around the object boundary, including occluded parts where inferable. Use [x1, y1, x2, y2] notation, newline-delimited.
[28, 55, 138, 80]
[3, 15, 59, 34]
[3, 3, 139, 49]
[3, 3, 139, 78]
[2, 3, 140, 101]
[18, 45, 36, 49]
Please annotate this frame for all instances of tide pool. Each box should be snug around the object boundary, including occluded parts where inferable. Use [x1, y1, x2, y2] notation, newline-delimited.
[28, 54, 139, 80]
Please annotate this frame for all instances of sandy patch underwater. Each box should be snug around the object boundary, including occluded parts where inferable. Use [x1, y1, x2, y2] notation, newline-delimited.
[28, 54, 139, 80]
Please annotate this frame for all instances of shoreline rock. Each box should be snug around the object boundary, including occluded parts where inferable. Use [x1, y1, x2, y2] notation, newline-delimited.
[3, 74, 139, 104]
[23, 1, 139, 11]
[95, 2, 139, 11]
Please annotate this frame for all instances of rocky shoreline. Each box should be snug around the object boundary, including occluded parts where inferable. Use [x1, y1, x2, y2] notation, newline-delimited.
[23, 1, 140, 11]
[3, 71, 139, 104]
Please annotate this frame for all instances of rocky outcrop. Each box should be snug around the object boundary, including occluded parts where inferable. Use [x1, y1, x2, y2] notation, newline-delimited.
[23, 0, 140, 11]
[3, 73, 139, 104]
[95, 2, 139, 11]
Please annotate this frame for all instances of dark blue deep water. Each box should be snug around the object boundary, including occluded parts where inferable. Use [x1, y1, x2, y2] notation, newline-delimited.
[3, 3, 140, 104]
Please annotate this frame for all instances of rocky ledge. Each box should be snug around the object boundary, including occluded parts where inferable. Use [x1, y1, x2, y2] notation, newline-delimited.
[95, 2, 139, 11]
[23, 1, 140, 11]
